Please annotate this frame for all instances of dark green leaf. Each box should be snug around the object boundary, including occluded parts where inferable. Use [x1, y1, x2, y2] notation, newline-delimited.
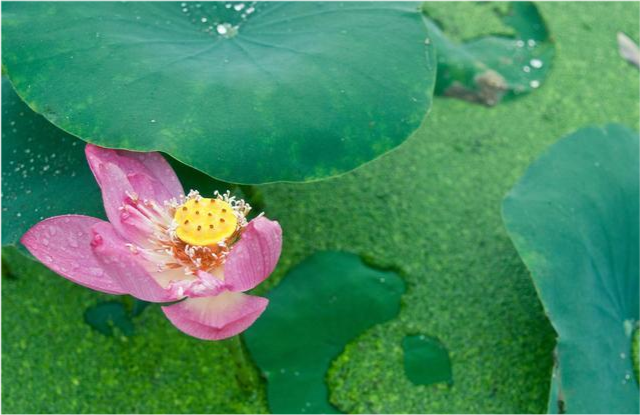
[503, 124, 639, 413]
[84, 301, 135, 337]
[244, 251, 405, 414]
[2, 2, 435, 184]
[1, 251, 17, 280]
[1, 78, 105, 248]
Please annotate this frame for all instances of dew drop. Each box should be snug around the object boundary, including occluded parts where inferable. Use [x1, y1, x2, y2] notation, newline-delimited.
[530, 58, 543, 69]
[216, 23, 238, 38]
[523, 65, 531, 73]
[234, 3, 245, 11]
[529, 80, 540, 88]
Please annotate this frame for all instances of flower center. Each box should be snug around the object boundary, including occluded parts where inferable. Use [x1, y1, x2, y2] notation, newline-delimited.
[173, 198, 238, 246]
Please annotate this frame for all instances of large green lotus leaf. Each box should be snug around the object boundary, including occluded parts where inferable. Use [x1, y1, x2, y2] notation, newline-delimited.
[502, 124, 639, 413]
[243, 251, 405, 414]
[1, 78, 230, 249]
[424, 2, 554, 106]
[1, 2, 435, 184]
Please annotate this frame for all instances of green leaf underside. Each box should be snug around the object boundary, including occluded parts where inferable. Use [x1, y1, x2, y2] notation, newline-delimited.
[424, 2, 554, 106]
[2, 2, 435, 184]
[503, 124, 639, 413]
[2, 77, 237, 250]
[243, 251, 405, 414]
[403, 334, 453, 386]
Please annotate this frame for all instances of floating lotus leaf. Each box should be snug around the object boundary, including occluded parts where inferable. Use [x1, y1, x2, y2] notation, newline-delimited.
[2, 2, 435, 184]
[503, 124, 639, 413]
[244, 251, 404, 413]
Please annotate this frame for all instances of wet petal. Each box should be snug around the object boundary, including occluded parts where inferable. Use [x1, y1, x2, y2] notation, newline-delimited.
[225, 216, 282, 292]
[20, 215, 125, 295]
[91, 161, 142, 243]
[162, 292, 268, 340]
[126, 151, 184, 199]
[85, 144, 183, 203]
[90, 221, 178, 303]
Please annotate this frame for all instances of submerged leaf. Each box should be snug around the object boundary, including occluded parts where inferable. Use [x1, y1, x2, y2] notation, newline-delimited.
[84, 301, 135, 337]
[403, 334, 453, 386]
[424, 2, 554, 106]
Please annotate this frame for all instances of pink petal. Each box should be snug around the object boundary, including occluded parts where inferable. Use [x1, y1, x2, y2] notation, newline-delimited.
[90, 159, 152, 246]
[91, 161, 141, 243]
[87, 161, 165, 247]
[224, 217, 282, 292]
[125, 151, 184, 199]
[85, 144, 183, 203]
[20, 215, 125, 295]
[90, 221, 178, 303]
[162, 292, 268, 340]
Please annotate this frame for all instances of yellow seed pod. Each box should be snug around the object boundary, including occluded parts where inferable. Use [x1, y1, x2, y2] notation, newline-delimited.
[173, 198, 238, 246]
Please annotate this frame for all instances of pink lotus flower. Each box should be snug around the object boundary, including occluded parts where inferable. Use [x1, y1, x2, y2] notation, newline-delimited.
[21, 144, 282, 340]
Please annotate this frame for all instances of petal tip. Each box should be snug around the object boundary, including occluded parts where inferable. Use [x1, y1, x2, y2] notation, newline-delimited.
[163, 293, 268, 340]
